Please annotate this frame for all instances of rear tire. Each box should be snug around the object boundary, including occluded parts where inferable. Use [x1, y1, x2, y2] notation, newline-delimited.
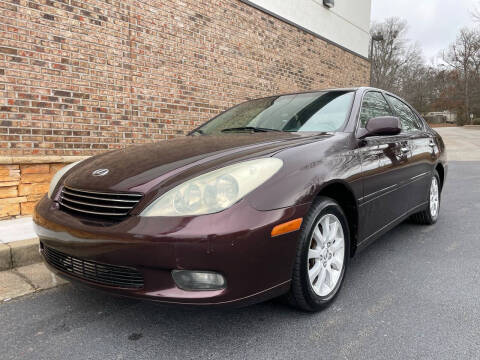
[411, 170, 441, 225]
[286, 197, 350, 312]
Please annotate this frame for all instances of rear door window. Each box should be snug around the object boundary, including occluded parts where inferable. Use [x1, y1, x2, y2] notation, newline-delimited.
[386, 95, 423, 132]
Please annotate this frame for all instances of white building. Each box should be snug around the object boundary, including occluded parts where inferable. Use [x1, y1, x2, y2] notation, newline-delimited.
[242, 0, 372, 58]
[426, 111, 458, 124]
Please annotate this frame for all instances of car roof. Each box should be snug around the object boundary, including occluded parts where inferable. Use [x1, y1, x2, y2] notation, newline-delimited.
[273, 87, 361, 96]
[240, 87, 361, 103]
[256, 87, 392, 98]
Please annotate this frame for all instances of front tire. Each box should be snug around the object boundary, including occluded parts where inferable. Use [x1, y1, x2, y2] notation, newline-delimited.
[286, 197, 350, 312]
[411, 170, 441, 225]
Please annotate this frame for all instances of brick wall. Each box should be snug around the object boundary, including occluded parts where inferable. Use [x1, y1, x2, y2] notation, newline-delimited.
[0, 0, 369, 219]
[0, 0, 369, 156]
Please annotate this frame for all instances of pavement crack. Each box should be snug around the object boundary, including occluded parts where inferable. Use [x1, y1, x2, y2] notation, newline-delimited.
[12, 268, 37, 291]
[6, 243, 13, 269]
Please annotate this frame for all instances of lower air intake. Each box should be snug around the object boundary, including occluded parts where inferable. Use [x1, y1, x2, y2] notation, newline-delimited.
[43, 245, 144, 289]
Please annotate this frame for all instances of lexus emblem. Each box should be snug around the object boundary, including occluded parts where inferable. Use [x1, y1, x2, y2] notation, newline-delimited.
[92, 168, 109, 176]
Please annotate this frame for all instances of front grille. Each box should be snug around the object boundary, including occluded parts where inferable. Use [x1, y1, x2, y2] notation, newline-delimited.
[43, 245, 144, 289]
[59, 186, 143, 220]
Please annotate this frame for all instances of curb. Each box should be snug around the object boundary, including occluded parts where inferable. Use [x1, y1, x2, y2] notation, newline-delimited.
[0, 238, 41, 271]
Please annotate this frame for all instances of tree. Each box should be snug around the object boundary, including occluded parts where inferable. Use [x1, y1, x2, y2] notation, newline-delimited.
[400, 64, 435, 113]
[471, 3, 480, 24]
[370, 17, 480, 125]
[370, 18, 423, 94]
[442, 28, 480, 124]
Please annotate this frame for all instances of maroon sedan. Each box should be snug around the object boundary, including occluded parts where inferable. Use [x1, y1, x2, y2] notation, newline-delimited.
[34, 87, 447, 311]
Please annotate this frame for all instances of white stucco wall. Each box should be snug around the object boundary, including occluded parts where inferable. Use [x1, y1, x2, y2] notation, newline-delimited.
[244, 0, 372, 58]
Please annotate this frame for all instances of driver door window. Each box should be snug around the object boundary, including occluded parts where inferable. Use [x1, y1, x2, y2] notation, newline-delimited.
[359, 92, 393, 128]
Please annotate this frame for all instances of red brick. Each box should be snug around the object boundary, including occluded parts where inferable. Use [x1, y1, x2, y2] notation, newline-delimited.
[0, 0, 368, 158]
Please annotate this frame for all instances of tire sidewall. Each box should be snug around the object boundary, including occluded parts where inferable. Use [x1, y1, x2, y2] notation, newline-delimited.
[299, 199, 350, 308]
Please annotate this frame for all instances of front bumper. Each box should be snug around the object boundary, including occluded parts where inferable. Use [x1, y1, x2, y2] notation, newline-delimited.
[34, 196, 309, 307]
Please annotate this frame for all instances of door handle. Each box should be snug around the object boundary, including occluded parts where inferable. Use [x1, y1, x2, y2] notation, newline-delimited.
[429, 140, 435, 147]
[400, 147, 410, 153]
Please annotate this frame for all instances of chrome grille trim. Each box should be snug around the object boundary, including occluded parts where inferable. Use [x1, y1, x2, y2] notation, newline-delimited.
[59, 196, 132, 209]
[59, 202, 131, 217]
[59, 186, 143, 219]
[62, 187, 143, 197]
[62, 189, 141, 203]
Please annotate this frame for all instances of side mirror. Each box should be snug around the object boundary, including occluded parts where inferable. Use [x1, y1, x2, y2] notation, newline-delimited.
[358, 116, 402, 139]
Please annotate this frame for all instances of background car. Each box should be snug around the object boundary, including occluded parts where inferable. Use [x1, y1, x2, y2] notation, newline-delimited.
[34, 87, 447, 312]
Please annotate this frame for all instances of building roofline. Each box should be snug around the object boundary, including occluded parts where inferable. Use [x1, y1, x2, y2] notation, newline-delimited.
[239, 0, 370, 61]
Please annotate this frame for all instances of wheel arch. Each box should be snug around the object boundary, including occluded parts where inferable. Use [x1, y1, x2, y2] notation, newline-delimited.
[312, 181, 359, 257]
[435, 162, 445, 191]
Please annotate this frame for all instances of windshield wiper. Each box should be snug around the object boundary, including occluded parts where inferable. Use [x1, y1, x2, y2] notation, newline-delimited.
[221, 127, 283, 133]
[189, 129, 205, 136]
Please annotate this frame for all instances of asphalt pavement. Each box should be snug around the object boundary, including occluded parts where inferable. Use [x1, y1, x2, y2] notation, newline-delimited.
[1, 161, 479, 360]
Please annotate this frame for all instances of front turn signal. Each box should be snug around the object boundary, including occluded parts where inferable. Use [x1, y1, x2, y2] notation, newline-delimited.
[271, 218, 303, 237]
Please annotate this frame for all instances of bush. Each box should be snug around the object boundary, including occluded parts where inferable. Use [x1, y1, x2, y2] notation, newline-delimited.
[472, 118, 480, 125]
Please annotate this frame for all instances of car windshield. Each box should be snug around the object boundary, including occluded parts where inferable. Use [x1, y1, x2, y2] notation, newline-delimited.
[194, 91, 354, 134]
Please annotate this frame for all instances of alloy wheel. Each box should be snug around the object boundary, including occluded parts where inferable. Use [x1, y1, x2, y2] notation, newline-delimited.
[307, 214, 345, 297]
[429, 176, 439, 218]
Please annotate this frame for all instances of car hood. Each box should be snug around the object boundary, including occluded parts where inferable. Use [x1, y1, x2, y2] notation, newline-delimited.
[63, 132, 329, 194]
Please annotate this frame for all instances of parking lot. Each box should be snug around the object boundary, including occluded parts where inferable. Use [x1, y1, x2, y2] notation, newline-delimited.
[435, 126, 480, 161]
[1, 127, 479, 360]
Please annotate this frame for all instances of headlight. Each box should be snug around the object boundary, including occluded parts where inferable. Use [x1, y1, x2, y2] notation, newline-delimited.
[140, 158, 283, 217]
[47, 161, 83, 199]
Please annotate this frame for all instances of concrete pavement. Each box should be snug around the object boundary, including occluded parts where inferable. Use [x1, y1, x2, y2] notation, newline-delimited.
[0, 263, 67, 302]
[0, 217, 41, 271]
[0, 217, 37, 244]
[0, 217, 63, 301]
[435, 126, 480, 161]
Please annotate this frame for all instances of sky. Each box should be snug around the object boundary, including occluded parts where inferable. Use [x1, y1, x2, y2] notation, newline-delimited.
[371, 0, 478, 63]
